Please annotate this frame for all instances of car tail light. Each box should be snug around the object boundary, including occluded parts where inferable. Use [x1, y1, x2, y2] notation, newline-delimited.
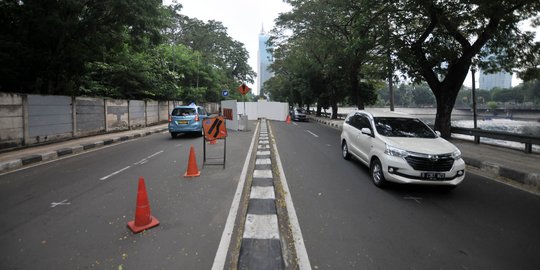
[195, 114, 200, 122]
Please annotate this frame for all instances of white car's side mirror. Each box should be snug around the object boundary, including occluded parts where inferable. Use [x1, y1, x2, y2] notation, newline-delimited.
[435, 131, 441, 137]
[361, 128, 372, 136]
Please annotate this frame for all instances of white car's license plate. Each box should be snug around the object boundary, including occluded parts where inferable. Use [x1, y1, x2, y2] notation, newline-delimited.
[421, 172, 446, 180]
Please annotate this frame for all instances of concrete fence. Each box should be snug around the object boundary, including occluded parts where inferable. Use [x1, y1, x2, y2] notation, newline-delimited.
[0, 93, 183, 151]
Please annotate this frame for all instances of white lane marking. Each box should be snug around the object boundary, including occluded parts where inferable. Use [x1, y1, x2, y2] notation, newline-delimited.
[51, 199, 70, 208]
[306, 130, 319, 137]
[134, 150, 163, 165]
[243, 214, 280, 239]
[175, 143, 183, 147]
[257, 150, 270, 156]
[404, 196, 423, 204]
[211, 121, 260, 270]
[293, 122, 298, 126]
[147, 150, 164, 159]
[99, 166, 131, 181]
[269, 123, 312, 270]
[134, 158, 147, 165]
[250, 186, 276, 199]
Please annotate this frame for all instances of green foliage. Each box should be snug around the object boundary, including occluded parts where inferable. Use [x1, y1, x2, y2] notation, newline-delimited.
[491, 88, 524, 103]
[386, 0, 540, 136]
[487, 101, 498, 110]
[269, 0, 384, 113]
[0, 0, 254, 103]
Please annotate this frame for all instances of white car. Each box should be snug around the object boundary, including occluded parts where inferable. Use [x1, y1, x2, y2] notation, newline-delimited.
[340, 110, 465, 189]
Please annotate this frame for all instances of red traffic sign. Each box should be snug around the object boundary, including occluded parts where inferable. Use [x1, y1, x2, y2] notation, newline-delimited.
[203, 116, 228, 141]
[237, 83, 251, 96]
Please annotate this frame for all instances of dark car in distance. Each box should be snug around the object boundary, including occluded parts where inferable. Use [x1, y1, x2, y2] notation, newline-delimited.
[290, 107, 308, 122]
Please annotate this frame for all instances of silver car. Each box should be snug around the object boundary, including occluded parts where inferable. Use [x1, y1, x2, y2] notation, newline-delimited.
[290, 107, 308, 121]
[340, 110, 465, 189]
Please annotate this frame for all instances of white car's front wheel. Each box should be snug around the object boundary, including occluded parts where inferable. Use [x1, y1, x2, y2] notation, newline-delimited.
[342, 141, 351, 160]
[370, 158, 388, 188]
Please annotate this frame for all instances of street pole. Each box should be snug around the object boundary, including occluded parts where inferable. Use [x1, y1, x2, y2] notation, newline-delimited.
[386, 14, 394, 111]
[471, 67, 479, 143]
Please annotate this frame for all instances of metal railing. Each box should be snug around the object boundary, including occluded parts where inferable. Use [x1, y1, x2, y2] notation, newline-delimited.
[307, 110, 539, 154]
[450, 127, 540, 154]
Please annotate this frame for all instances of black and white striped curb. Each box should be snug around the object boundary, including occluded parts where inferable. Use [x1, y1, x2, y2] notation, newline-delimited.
[0, 127, 168, 174]
[238, 119, 284, 270]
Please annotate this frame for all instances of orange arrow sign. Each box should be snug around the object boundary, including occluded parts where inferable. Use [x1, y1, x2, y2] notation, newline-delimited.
[237, 83, 251, 96]
[203, 116, 228, 141]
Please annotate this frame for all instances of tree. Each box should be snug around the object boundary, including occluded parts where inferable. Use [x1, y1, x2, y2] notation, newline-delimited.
[271, 0, 383, 118]
[0, 0, 166, 96]
[387, 0, 540, 137]
[0, 1, 254, 103]
[491, 88, 525, 103]
[412, 84, 436, 107]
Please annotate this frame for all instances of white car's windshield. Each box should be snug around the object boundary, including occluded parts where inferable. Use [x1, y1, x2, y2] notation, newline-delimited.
[374, 117, 436, 138]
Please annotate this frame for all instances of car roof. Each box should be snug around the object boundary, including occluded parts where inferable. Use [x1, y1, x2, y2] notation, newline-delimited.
[350, 110, 416, 119]
[174, 105, 201, 109]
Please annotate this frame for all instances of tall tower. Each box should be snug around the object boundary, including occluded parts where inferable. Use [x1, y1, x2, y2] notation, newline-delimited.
[257, 25, 273, 96]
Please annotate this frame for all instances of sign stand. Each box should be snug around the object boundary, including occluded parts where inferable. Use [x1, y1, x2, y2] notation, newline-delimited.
[202, 137, 226, 169]
[202, 116, 228, 169]
[238, 83, 251, 132]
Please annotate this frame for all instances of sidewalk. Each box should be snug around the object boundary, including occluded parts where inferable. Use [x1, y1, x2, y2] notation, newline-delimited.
[309, 115, 540, 194]
[0, 123, 169, 174]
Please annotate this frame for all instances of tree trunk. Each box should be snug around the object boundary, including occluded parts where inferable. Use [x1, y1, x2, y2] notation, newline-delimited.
[433, 75, 464, 138]
[331, 100, 338, 119]
[316, 102, 322, 117]
[350, 66, 364, 110]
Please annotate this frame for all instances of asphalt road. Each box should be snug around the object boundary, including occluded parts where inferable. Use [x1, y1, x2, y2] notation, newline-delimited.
[1, 119, 540, 270]
[271, 120, 540, 270]
[0, 126, 255, 269]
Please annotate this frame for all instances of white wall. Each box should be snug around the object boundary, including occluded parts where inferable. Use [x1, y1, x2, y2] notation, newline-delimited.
[221, 100, 238, 130]
[236, 100, 288, 121]
[258, 100, 288, 121]
[237, 102, 259, 120]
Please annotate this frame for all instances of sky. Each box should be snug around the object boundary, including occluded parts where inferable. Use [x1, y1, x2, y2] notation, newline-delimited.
[165, 0, 292, 95]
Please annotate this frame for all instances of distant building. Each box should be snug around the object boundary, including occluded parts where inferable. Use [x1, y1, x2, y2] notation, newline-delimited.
[478, 67, 512, 90]
[479, 70, 512, 90]
[257, 25, 273, 96]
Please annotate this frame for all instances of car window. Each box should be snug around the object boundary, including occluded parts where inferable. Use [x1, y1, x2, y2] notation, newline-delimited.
[347, 114, 371, 131]
[172, 108, 196, 116]
[356, 115, 371, 130]
[374, 117, 436, 138]
[345, 115, 358, 127]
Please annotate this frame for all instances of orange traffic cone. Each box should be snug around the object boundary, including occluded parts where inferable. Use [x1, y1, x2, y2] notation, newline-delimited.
[184, 145, 201, 177]
[286, 114, 291, 124]
[127, 177, 160, 233]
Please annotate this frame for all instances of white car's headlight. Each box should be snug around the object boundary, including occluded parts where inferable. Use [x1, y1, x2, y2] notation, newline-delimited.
[385, 144, 409, 158]
[451, 149, 462, 160]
